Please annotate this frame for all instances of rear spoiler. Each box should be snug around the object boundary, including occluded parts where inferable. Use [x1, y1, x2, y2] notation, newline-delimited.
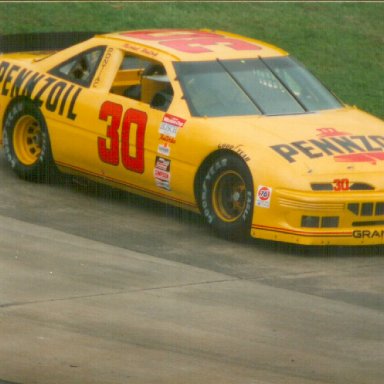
[0, 32, 102, 53]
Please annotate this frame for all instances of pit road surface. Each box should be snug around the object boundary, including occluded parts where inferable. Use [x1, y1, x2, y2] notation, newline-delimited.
[0, 152, 383, 384]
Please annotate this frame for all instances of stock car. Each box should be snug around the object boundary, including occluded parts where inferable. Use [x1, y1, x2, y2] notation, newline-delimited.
[1, 29, 384, 245]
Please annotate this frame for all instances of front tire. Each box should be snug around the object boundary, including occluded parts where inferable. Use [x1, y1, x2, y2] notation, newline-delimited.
[3, 100, 55, 182]
[199, 154, 254, 240]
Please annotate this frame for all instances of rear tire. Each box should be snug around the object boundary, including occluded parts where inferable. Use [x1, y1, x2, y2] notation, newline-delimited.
[3, 100, 55, 182]
[199, 154, 254, 240]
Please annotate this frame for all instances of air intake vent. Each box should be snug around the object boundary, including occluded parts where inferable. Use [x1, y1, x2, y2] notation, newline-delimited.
[311, 183, 333, 191]
[311, 182, 374, 191]
[301, 216, 339, 228]
[348, 202, 384, 216]
[349, 183, 374, 191]
[352, 220, 384, 227]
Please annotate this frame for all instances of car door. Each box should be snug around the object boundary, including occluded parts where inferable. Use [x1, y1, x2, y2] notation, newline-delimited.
[44, 45, 113, 177]
[44, 45, 164, 188]
[94, 53, 176, 194]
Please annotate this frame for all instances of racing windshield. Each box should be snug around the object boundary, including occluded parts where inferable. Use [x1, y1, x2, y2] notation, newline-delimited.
[174, 56, 342, 117]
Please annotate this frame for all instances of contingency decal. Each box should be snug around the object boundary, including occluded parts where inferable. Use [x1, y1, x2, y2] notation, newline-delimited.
[270, 128, 384, 165]
[159, 113, 186, 144]
[256, 185, 272, 208]
[157, 115, 180, 159]
[0, 60, 82, 120]
[154, 156, 171, 190]
[157, 143, 171, 156]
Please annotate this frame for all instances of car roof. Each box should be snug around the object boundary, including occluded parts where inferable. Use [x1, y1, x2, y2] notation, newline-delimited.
[101, 29, 287, 61]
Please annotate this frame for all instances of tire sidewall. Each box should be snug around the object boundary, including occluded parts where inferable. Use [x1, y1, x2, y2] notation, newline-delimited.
[200, 154, 254, 239]
[3, 100, 52, 181]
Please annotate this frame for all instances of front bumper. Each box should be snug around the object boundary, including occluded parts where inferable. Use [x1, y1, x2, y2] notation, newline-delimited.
[251, 188, 384, 245]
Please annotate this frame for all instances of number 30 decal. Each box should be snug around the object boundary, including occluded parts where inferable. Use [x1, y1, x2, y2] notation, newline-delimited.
[98, 101, 147, 173]
[333, 178, 350, 191]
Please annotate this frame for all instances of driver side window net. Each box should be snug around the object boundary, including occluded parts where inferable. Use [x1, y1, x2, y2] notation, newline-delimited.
[111, 55, 174, 112]
[50, 47, 105, 87]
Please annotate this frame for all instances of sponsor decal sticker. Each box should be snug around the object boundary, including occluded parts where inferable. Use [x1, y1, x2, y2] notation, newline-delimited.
[0, 60, 81, 121]
[270, 127, 384, 165]
[256, 185, 272, 208]
[157, 143, 171, 156]
[155, 178, 171, 190]
[160, 134, 176, 144]
[155, 156, 170, 171]
[159, 113, 186, 140]
[154, 156, 171, 190]
[353, 230, 384, 239]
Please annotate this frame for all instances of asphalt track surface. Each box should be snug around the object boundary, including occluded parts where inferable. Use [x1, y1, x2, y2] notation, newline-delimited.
[0, 151, 383, 384]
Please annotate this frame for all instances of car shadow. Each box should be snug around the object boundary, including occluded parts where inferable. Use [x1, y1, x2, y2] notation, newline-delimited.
[58, 173, 205, 226]
[247, 237, 384, 257]
[53, 173, 384, 258]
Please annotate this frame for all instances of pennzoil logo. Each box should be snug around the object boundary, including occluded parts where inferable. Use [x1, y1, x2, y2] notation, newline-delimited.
[271, 128, 384, 165]
[0, 60, 81, 120]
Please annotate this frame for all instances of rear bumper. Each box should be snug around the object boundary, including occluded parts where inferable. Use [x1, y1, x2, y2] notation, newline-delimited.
[251, 188, 384, 245]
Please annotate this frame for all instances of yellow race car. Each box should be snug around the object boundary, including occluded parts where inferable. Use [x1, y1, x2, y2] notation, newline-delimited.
[1, 29, 384, 245]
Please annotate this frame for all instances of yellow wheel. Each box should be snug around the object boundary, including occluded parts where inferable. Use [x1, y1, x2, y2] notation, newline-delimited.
[3, 100, 55, 182]
[13, 115, 42, 166]
[212, 170, 246, 223]
[199, 154, 254, 239]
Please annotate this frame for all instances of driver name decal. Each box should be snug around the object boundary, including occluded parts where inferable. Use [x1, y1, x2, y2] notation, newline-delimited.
[271, 128, 384, 165]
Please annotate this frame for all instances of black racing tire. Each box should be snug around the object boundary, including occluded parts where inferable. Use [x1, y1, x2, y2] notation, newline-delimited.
[3, 100, 56, 182]
[199, 153, 254, 240]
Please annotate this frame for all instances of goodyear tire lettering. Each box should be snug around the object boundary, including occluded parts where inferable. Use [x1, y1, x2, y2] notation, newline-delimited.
[199, 154, 254, 239]
[3, 100, 56, 182]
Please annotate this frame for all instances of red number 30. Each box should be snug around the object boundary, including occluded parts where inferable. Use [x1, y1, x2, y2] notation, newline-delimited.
[333, 178, 350, 191]
[98, 101, 147, 173]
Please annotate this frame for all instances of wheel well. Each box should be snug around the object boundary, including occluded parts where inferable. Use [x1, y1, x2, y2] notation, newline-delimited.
[2, 97, 27, 138]
[3, 96, 34, 120]
[194, 149, 251, 210]
[3, 96, 47, 133]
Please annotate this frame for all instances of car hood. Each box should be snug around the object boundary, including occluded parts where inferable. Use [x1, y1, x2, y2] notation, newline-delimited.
[233, 107, 384, 177]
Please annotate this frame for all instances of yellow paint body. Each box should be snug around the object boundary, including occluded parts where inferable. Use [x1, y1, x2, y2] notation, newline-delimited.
[1, 29, 384, 245]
